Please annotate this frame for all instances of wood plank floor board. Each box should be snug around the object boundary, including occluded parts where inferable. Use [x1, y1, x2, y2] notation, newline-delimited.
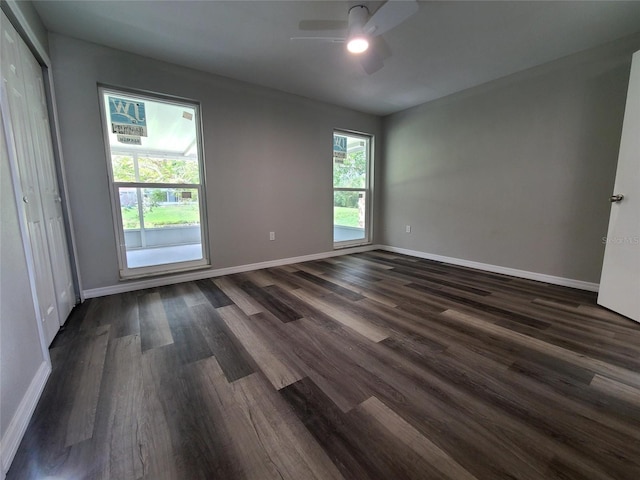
[213, 276, 264, 316]
[138, 290, 174, 352]
[217, 305, 304, 389]
[508, 360, 640, 428]
[190, 302, 255, 382]
[158, 358, 241, 479]
[191, 357, 345, 480]
[533, 298, 640, 339]
[355, 396, 479, 480]
[228, 373, 346, 480]
[279, 376, 435, 480]
[590, 374, 640, 403]
[495, 317, 640, 371]
[139, 343, 183, 480]
[110, 291, 141, 339]
[294, 269, 367, 301]
[241, 269, 276, 287]
[264, 266, 334, 297]
[63, 324, 111, 447]
[293, 314, 568, 480]
[389, 265, 494, 297]
[6, 329, 104, 478]
[385, 325, 640, 448]
[260, 266, 307, 290]
[314, 259, 387, 283]
[158, 286, 214, 365]
[235, 276, 303, 323]
[194, 278, 234, 308]
[288, 289, 389, 343]
[262, 283, 333, 319]
[249, 311, 375, 412]
[8, 251, 640, 480]
[407, 281, 554, 330]
[370, 251, 596, 305]
[77, 293, 139, 340]
[332, 254, 395, 271]
[88, 333, 144, 479]
[48, 298, 94, 349]
[304, 266, 400, 308]
[441, 309, 640, 389]
[173, 281, 209, 307]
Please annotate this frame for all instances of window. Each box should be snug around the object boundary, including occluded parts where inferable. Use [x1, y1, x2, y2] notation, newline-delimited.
[333, 130, 372, 247]
[99, 87, 209, 278]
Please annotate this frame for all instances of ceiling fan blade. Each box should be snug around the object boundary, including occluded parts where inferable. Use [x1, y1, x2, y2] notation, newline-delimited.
[364, 0, 419, 37]
[359, 47, 384, 75]
[298, 20, 348, 31]
[290, 36, 345, 43]
[372, 35, 393, 60]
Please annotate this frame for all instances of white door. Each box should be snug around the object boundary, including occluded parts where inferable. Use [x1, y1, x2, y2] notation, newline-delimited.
[1, 12, 64, 343]
[20, 37, 74, 321]
[598, 50, 640, 323]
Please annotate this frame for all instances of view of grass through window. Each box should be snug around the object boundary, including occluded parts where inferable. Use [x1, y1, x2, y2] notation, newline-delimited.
[121, 203, 200, 229]
[334, 206, 359, 227]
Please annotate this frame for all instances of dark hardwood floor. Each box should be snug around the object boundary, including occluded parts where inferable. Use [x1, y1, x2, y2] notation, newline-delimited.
[8, 251, 640, 479]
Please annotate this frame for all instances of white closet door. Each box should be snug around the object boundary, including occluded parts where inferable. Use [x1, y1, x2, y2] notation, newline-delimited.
[598, 50, 640, 323]
[1, 12, 67, 344]
[19, 36, 74, 321]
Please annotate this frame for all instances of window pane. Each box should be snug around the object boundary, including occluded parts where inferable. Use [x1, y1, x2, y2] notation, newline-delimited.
[333, 135, 367, 188]
[112, 155, 136, 182]
[137, 156, 200, 184]
[120, 187, 140, 229]
[334, 191, 366, 243]
[105, 94, 197, 154]
[102, 88, 208, 276]
[120, 187, 203, 268]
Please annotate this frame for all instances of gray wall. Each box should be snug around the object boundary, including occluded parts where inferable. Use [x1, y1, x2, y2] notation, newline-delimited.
[48, 34, 381, 291]
[381, 35, 640, 283]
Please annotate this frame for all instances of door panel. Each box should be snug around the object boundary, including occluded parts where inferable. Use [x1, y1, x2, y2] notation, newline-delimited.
[20, 38, 74, 320]
[1, 12, 73, 343]
[598, 50, 640, 323]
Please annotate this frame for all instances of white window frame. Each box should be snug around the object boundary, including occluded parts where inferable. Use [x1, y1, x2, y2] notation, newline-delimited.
[98, 86, 210, 279]
[333, 129, 373, 248]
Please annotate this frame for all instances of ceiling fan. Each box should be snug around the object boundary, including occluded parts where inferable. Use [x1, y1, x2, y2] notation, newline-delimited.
[292, 0, 419, 74]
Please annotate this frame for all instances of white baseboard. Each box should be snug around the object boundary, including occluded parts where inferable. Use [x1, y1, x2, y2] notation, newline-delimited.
[379, 245, 599, 292]
[1, 361, 51, 477]
[82, 242, 599, 298]
[83, 244, 381, 298]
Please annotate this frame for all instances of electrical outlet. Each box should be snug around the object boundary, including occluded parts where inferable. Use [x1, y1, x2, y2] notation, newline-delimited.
[269, 231, 275, 241]
[405, 225, 411, 233]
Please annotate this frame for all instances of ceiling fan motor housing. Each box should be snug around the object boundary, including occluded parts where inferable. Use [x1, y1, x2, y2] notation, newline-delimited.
[348, 5, 369, 38]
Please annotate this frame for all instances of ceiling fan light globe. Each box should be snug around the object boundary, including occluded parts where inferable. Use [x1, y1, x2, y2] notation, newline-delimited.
[347, 37, 369, 54]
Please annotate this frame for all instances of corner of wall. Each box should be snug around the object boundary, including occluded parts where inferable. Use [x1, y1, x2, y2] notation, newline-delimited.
[1, 0, 50, 63]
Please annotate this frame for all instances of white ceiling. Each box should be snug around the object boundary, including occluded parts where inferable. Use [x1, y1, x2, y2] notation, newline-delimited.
[33, 1, 640, 116]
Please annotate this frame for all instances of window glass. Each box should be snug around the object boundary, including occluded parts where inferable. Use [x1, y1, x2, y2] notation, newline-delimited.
[333, 131, 371, 246]
[101, 88, 209, 276]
